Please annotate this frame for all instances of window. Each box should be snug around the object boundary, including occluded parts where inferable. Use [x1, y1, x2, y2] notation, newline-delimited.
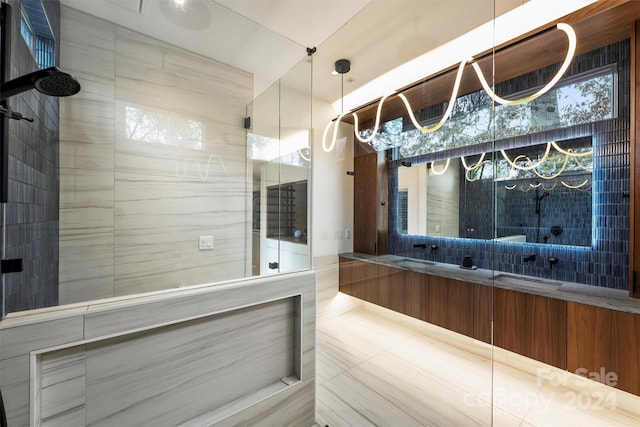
[365, 66, 617, 160]
[20, 0, 55, 69]
[125, 105, 204, 150]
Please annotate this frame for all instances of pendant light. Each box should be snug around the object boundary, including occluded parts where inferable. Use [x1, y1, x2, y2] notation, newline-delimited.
[322, 59, 350, 152]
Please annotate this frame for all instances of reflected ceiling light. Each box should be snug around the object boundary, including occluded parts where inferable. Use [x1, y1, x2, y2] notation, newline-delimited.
[298, 147, 311, 162]
[430, 158, 450, 175]
[573, 156, 593, 171]
[561, 179, 589, 189]
[471, 23, 576, 105]
[531, 154, 569, 179]
[461, 152, 486, 171]
[551, 140, 592, 157]
[530, 182, 542, 188]
[500, 143, 551, 171]
[505, 184, 517, 190]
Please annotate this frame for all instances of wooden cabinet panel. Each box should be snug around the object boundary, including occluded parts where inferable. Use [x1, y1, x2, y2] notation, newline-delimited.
[567, 302, 640, 396]
[353, 153, 378, 255]
[494, 288, 567, 369]
[338, 257, 379, 303]
[473, 284, 492, 344]
[426, 276, 475, 338]
[378, 269, 426, 320]
[632, 21, 640, 298]
[339, 258, 491, 342]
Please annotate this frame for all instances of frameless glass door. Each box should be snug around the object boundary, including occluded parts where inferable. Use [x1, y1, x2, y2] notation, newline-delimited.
[248, 55, 312, 276]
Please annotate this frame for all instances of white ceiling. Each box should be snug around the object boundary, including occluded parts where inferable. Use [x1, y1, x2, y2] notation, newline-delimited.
[60, 0, 554, 106]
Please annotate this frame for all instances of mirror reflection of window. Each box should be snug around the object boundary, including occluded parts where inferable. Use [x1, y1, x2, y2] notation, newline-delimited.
[397, 137, 592, 247]
[380, 65, 615, 158]
[427, 159, 459, 237]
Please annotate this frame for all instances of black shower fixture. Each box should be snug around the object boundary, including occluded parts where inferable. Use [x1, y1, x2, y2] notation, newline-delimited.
[1, 67, 81, 101]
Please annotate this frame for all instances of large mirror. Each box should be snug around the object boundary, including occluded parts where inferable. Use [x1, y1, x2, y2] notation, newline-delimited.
[397, 136, 593, 246]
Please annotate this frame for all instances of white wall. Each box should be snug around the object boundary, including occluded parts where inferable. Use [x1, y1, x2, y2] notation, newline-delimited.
[311, 100, 354, 258]
[311, 97, 361, 321]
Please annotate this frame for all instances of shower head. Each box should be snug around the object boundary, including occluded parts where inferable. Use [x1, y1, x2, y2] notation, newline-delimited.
[1, 67, 81, 101]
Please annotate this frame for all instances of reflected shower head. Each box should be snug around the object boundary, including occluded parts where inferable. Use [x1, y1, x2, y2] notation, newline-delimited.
[1, 67, 81, 101]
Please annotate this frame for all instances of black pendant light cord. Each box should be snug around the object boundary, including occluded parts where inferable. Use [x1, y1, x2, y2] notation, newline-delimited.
[341, 72, 344, 114]
[0, 387, 7, 427]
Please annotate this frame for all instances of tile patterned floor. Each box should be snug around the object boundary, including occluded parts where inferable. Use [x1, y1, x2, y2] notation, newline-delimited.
[316, 302, 640, 427]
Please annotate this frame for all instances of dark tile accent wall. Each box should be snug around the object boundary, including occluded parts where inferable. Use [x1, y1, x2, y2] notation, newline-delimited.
[460, 168, 592, 247]
[1, 0, 60, 313]
[388, 40, 630, 290]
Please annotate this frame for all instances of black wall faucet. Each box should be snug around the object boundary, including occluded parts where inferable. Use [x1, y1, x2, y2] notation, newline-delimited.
[430, 245, 438, 253]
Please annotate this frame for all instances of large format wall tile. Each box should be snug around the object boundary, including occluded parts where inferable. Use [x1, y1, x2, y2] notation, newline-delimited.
[0, 355, 30, 427]
[3, 272, 315, 427]
[40, 346, 86, 427]
[112, 28, 251, 295]
[59, 6, 116, 304]
[59, 9, 253, 302]
[84, 299, 295, 426]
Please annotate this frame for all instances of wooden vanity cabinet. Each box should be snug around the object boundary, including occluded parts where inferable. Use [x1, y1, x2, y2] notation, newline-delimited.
[338, 256, 381, 305]
[567, 302, 640, 396]
[377, 268, 426, 320]
[338, 258, 491, 343]
[493, 288, 567, 369]
[426, 276, 475, 338]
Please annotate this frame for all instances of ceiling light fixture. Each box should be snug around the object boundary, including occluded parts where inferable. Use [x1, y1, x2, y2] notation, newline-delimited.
[335, 0, 596, 113]
[322, 22, 578, 153]
[461, 152, 487, 171]
[323, 59, 350, 152]
[472, 23, 576, 105]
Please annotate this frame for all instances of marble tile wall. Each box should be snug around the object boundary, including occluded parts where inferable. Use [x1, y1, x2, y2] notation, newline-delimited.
[40, 346, 86, 427]
[59, 6, 116, 304]
[58, 7, 253, 304]
[314, 255, 362, 322]
[0, 271, 316, 426]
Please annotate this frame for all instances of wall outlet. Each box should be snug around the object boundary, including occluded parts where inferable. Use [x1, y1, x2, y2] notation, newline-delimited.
[345, 228, 352, 239]
[320, 231, 328, 241]
[199, 235, 214, 250]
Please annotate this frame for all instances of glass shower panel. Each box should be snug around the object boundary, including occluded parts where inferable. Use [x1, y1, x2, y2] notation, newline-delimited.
[1, 3, 314, 315]
[249, 56, 312, 276]
[249, 79, 282, 275]
[275, 56, 312, 273]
